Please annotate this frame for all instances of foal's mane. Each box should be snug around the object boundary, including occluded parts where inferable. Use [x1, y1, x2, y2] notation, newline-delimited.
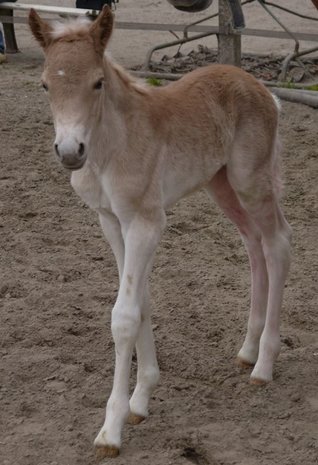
[110, 60, 148, 95]
[50, 18, 148, 96]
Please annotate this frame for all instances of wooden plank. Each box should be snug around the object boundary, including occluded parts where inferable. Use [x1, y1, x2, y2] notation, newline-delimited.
[1, 15, 317, 44]
[115, 25, 318, 43]
[0, 2, 92, 15]
[218, 0, 241, 66]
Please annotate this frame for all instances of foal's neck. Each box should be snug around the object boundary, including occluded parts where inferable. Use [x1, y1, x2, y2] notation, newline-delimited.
[87, 57, 150, 167]
[103, 56, 148, 109]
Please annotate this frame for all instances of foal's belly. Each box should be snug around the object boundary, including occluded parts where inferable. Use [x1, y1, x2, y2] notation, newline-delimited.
[162, 154, 224, 209]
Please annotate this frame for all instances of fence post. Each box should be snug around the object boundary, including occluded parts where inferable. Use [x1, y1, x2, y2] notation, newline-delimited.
[218, 0, 241, 66]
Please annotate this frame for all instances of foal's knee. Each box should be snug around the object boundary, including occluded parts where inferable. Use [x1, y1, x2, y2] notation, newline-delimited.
[111, 305, 141, 346]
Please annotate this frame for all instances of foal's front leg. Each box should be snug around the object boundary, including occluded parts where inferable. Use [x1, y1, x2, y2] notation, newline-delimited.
[94, 211, 165, 458]
[99, 212, 160, 426]
[99, 211, 124, 282]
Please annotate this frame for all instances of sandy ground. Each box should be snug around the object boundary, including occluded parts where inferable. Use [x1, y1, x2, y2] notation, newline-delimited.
[1, 2, 318, 465]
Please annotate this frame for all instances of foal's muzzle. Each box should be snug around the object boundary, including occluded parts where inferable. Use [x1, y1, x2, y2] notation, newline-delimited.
[54, 141, 87, 170]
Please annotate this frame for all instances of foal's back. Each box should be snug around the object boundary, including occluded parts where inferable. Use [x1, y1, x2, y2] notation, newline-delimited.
[149, 64, 278, 134]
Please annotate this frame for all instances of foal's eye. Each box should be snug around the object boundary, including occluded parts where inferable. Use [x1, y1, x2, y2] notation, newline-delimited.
[93, 79, 104, 90]
[42, 82, 49, 92]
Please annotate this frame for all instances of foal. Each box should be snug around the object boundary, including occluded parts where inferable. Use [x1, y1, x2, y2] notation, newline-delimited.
[29, 6, 291, 458]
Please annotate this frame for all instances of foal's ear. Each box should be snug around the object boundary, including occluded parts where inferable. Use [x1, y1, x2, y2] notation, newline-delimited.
[28, 9, 53, 49]
[89, 5, 114, 54]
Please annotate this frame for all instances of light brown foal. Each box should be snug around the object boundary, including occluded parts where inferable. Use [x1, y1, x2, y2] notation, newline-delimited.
[29, 6, 291, 458]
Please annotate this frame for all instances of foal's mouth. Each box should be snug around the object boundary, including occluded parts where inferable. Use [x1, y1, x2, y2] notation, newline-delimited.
[61, 159, 86, 171]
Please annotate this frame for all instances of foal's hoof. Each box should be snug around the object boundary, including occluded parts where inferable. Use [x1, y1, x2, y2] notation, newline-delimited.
[95, 445, 120, 460]
[236, 356, 255, 369]
[250, 377, 268, 386]
[128, 412, 146, 425]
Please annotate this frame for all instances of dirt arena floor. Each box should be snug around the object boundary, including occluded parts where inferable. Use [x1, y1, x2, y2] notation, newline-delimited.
[1, 3, 318, 465]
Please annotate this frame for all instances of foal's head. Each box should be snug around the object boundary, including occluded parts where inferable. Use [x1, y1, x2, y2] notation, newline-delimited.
[29, 7, 113, 170]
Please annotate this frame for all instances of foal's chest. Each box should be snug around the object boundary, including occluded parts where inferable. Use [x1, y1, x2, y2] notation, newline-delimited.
[71, 165, 111, 211]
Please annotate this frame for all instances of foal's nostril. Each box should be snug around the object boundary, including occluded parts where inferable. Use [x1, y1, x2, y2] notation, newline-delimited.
[54, 143, 60, 158]
[53, 140, 86, 169]
[78, 143, 85, 157]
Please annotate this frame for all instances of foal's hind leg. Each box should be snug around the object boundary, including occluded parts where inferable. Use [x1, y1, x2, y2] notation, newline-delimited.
[128, 284, 160, 424]
[206, 167, 269, 367]
[248, 202, 291, 383]
[227, 154, 291, 383]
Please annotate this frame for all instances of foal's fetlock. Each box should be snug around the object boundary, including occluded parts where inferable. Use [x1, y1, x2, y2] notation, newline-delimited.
[128, 395, 150, 425]
[94, 397, 129, 459]
[249, 336, 280, 384]
[250, 368, 272, 385]
[129, 368, 159, 425]
[94, 422, 124, 459]
[94, 432, 121, 459]
[237, 344, 259, 368]
[249, 353, 278, 384]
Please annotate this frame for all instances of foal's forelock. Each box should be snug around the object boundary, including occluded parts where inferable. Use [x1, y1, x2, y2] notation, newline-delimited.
[50, 18, 92, 40]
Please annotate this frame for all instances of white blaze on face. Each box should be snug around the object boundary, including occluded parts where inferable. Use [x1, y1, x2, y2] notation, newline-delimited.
[50, 84, 88, 158]
[45, 52, 94, 162]
[54, 117, 86, 158]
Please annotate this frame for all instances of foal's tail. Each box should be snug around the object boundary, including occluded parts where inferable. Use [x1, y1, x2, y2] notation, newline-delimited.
[270, 94, 284, 201]
[271, 132, 284, 201]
